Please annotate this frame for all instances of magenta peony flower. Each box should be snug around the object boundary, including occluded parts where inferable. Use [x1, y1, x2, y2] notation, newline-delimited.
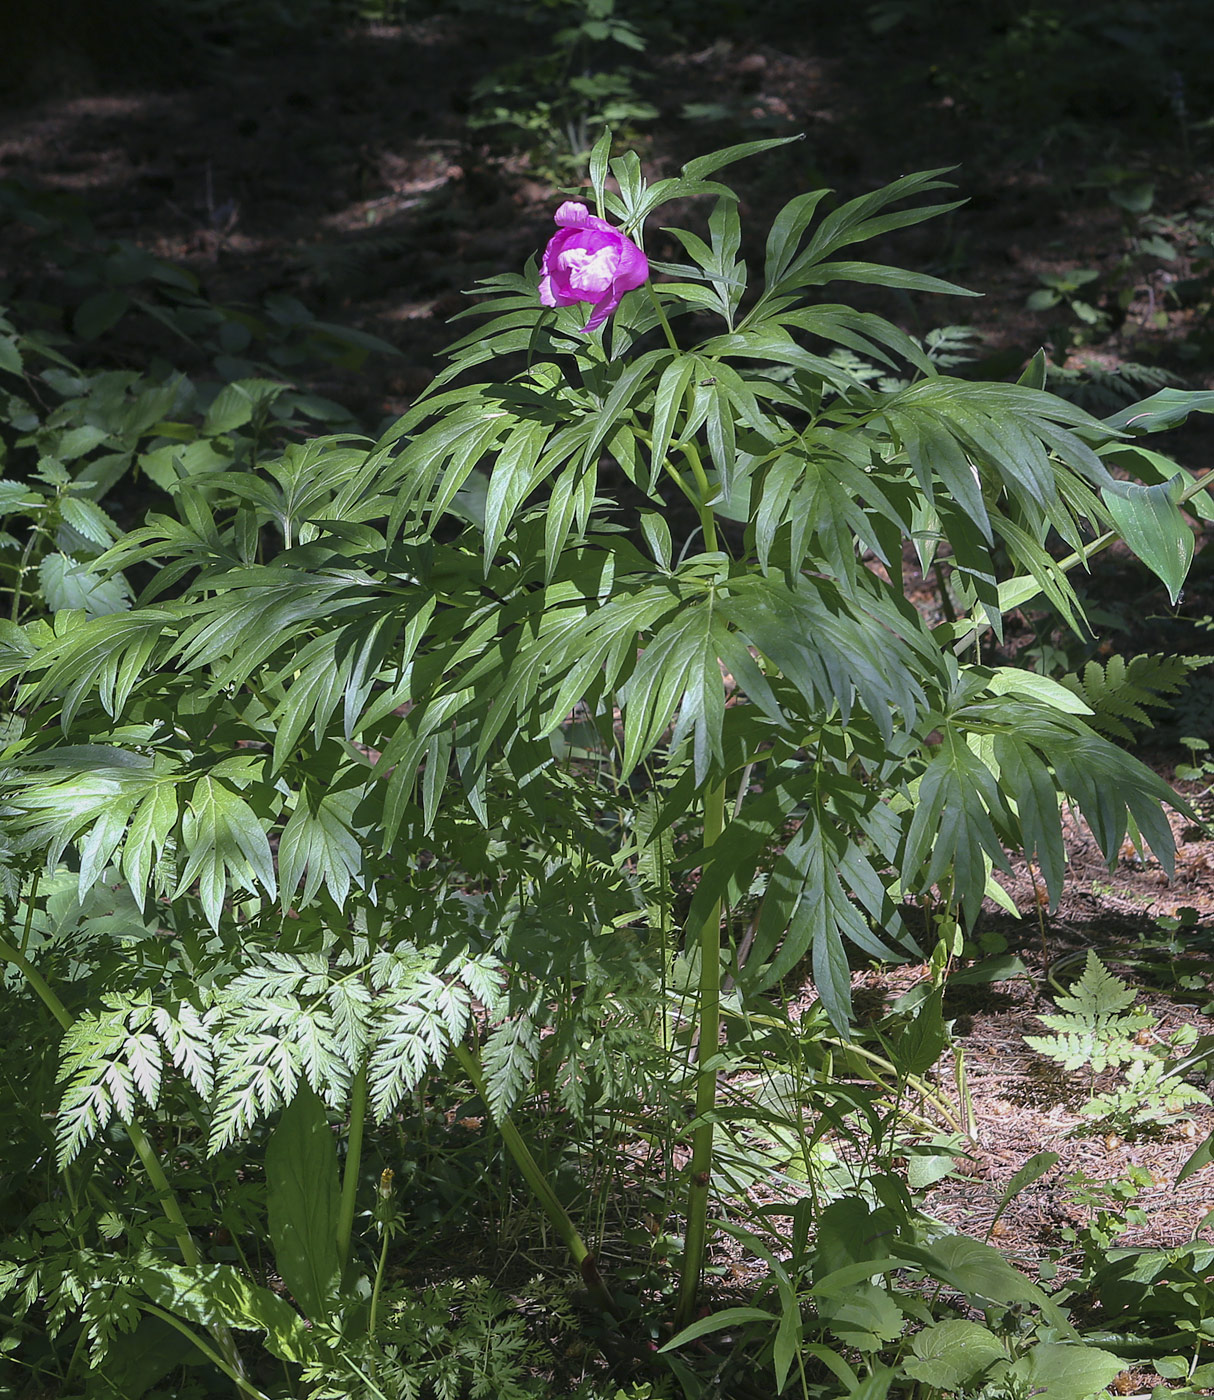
[539, 201, 649, 334]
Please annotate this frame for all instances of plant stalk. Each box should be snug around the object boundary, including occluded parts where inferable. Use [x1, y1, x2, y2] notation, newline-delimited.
[451, 1042, 621, 1318]
[675, 776, 727, 1329]
[680, 441, 720, 554]
[336, 1058, 368, 1273]
[139, 1302, 271, 1400]
[646, 283, 679, 353]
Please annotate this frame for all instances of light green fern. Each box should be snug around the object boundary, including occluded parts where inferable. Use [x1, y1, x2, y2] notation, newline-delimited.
[1082, 1055, 1210, 1128]
[1024, 951, 1154, 1073]
[1059, 653, 1212, 743]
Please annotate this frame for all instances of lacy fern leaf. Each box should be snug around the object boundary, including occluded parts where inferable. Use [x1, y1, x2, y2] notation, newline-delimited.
[1060, 653, 1211, 742]
[1024, 951, 1154, 1073]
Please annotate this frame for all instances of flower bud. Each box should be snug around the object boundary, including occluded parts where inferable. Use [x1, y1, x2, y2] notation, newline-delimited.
[539, 202, 649, 334]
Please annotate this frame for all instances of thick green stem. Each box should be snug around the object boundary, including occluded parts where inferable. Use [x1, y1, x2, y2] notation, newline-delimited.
[0, 933, 248, 1389]
[675, 777, 727, 1330]
[680, 441, 719, 554]
[451, 1043, 621, 1318]
[336, 1059, 368, 1273]
[0, 935, 71, 1031]
[646, 283, 679, 353]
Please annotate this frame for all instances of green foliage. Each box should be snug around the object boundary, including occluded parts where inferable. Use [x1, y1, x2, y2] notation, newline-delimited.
[1026, 952, 1211, 1130]
[1059, 653, 1211, 743]
[1025, 951, 1155, 1073]
[1053, 1166, 1214, 1368]
[466, 0, 658, 176]
[2, 134, 1212, 1397]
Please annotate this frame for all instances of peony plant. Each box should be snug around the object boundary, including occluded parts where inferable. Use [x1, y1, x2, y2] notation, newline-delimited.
[2, 129, 1212, 1393]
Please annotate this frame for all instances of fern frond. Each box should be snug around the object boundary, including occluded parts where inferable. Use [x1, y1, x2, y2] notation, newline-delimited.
[54, 995, 165, 1165]
[208, 1035, 301, 1153]
[367, 997, 451, 1120]
[1048, 360, 1187, 415]
[150, 1001, 215, 1099]
[1060, 653, 1212, 742]
[1025, 951, 1154, 1072]
[480, 1016, 541, 1119]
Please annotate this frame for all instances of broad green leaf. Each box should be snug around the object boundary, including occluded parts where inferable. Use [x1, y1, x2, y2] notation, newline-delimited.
[74, 288, 129, 341]
[55, 424, 110, 462]
[907, 1233, 1073, 1334]
[903, 1320, 1007, 1388]
[59, 494, 119, 547]
[985, 667, 1093, 714]
[1103, 477, 1193, 603]
[1000, 1343, 1125, 1400]
[203, 379, 285, 436]
[38, 553, 131, 618]
[888, 988, 947, 1076]
[265, 1084, 342, 1321]
[0, 335, 22, 375]
[139, 1262, 315, 1365]
[1100, 442, 1214, 523]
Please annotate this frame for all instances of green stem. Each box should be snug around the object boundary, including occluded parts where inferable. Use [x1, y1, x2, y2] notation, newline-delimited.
[18, 869, 39, 956]
[0, 933, 249, 1390]
[139, 1303, 271, 1400]
[646, 282, 679, 353]
[680, 441, 719, 554]
[451, 1043, 621, 1318]
[368, 1229, 390, 1347]
[819, 1037, 966, 1138]
[336, 1059, 368, 1273]
[675, 776, 727, 1330]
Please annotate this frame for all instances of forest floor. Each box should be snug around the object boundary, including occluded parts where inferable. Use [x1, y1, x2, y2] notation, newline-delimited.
[2, 6, 1213, 1389]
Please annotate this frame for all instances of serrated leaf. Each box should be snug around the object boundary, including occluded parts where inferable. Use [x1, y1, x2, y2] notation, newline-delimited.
[904, 1320, 1006, 1388]
[38, 553, 131, 617]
